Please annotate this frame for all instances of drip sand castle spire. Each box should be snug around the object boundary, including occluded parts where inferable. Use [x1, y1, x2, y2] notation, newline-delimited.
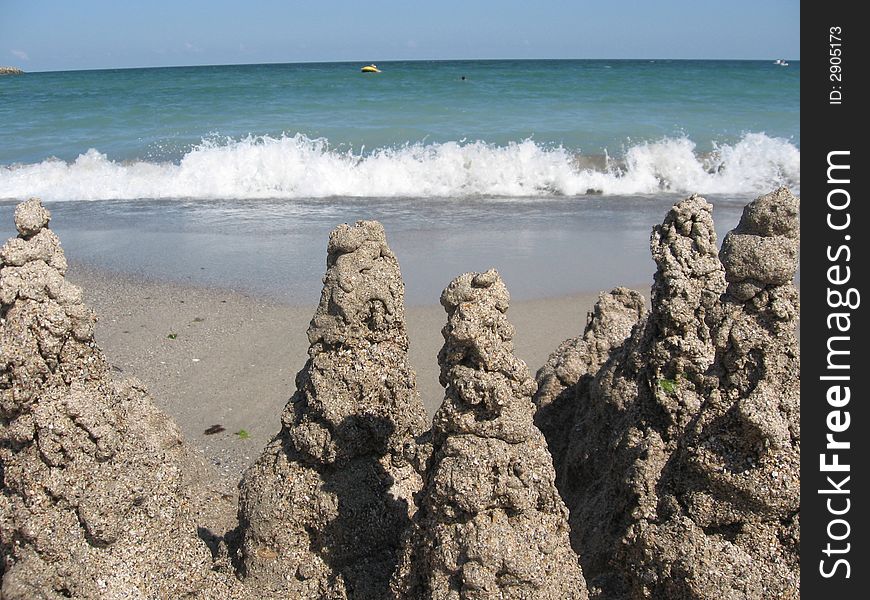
[0, 199, 245, 598]
[236, 220, 429, 598]
[391, 269, 588, 599]
[533, 287, 646, 471]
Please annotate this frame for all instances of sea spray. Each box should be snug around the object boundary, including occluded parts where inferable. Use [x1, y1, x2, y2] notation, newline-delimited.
[0, 133, 800, 201]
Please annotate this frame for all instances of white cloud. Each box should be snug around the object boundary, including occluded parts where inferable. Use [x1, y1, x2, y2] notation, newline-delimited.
[11, 49, 29, 61]
[184, 42, 203, 53]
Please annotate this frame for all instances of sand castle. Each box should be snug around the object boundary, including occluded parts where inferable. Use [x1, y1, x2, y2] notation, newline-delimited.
[535, 189, 800, 598]
[391, 270, 588, 599]
[236, 221, 430, 598]
[1, 191, 799, 599]
[533, 287, 645, 472]
[0, 199, 246, 598]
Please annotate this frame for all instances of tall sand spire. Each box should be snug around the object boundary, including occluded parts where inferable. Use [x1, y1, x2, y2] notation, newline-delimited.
[236, 220, 429, 598]
[539, 190, 800, 598]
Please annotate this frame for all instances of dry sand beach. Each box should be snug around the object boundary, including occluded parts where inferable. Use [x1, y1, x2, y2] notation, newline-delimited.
[69, 263, 645, 480]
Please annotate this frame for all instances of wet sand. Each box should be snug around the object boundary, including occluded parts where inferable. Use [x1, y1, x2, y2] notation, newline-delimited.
[1, 195, 752, 305]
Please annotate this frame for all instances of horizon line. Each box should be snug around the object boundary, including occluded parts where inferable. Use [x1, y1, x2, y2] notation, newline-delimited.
[10, 56, 801, 75]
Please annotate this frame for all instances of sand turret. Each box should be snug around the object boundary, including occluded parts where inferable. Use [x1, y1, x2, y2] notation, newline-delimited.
[392, 270, 587, 599]
[0, 198, 245, 598]
[236, 220, 429, 598]
[533, 287, 645, 471]
[540, 191, 800, 598]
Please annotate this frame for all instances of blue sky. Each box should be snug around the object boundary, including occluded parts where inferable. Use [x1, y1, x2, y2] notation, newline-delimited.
[3, 0, 800, 72]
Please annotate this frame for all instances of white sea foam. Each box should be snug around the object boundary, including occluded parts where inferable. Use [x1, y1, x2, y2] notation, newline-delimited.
[0, 133, 799, 202]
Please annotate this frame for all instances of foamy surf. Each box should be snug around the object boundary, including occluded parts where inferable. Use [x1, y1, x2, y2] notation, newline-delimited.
[0, 133, 799, 202]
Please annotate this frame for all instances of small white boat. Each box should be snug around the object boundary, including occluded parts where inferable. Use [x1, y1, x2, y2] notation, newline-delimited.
[773, 59, 789, 66]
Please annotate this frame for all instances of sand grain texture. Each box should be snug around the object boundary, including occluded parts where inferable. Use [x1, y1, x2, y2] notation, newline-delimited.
[0, 191, 800, 600]
[536, 189, 800, 599]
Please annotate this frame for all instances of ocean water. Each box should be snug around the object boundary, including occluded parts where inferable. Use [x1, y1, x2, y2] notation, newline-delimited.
[0, 60, 799, 302]
[1, 60, 799, 200]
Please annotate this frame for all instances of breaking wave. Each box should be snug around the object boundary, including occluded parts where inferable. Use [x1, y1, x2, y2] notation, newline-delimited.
[0, 132, 799, 201]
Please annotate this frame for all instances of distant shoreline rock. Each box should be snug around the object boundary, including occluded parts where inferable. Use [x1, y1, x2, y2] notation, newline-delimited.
[0, 67, 24, 75]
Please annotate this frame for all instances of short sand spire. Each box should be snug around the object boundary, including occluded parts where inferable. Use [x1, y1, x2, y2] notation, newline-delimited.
[236, 220, 429, 598]
[391, 269, 588, 600]
[533, 287, 645, 472]
[0, 198, 244, 598]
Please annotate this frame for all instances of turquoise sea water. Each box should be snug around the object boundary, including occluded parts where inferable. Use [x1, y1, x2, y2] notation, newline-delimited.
[1, 60, 799, 200]
[0, 60, 799, 301]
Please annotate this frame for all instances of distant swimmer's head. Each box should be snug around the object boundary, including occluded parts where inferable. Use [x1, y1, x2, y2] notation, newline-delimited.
[461, 75, 466, 80]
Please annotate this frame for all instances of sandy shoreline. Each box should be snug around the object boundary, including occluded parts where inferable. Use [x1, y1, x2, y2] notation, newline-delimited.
[68, 262, 650, 479]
